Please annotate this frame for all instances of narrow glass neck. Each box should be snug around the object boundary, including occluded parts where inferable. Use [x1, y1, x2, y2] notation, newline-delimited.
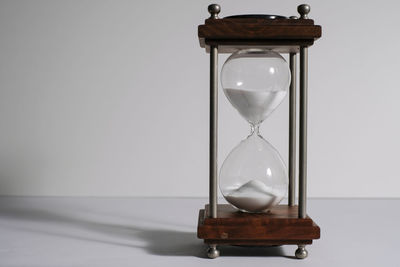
[250, 124, 260, 136]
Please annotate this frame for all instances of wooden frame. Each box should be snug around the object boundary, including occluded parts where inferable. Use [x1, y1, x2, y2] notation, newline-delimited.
[197, 4, 322, 258]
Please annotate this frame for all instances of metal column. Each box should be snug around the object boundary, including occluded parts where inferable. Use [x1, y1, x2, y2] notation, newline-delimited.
[299, 47, 308, 218]
[209, 45, 218, 218]
[288, 53, 297, 207]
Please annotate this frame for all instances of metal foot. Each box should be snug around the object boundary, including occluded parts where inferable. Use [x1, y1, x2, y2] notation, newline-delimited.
[207, 244, 220, 259]
[295, 244, 308, 259]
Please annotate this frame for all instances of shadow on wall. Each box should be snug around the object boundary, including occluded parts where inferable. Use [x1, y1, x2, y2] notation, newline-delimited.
[0, 200, 290, 258]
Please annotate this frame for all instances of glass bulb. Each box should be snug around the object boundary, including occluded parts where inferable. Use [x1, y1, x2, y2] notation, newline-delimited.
[221, 49, 291, 125]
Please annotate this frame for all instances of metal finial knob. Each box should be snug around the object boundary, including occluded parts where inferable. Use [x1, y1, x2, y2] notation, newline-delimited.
[297, 4, 310, 19]
[295, 245, 308, 259]
[208, 4, 221, 19]
[207, 245, 220, 259]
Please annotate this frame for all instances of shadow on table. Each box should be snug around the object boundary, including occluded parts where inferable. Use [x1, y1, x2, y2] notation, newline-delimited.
[0, 202, 289, 258]
[135, 229, 288, 258]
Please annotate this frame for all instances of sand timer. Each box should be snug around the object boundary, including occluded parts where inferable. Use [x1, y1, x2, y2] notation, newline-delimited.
[197, 4, 322, 259]
[220, 49, 290, 212]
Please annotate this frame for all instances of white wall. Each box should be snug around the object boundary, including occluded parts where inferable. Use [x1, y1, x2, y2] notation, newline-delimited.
[0, 0, 399, 197]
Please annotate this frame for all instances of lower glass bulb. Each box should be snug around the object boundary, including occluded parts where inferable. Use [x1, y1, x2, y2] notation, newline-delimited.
[220, 127, 288, 212]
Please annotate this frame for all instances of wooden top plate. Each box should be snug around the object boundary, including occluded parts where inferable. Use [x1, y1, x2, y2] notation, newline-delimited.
[198, 17, 321, 53]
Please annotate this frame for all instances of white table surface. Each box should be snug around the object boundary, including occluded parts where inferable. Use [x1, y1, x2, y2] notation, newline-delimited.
[0, 197, 398, 267]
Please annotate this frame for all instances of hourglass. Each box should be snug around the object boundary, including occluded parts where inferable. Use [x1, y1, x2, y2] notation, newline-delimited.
[196, 4, 322, 259]
[220, 49, 290, 213]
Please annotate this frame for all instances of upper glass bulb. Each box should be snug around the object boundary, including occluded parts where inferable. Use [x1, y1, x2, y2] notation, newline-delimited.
[221, 49, 291, 125]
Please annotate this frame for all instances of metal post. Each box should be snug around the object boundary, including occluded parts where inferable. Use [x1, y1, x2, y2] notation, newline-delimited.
[288, 53, 297, 207]
[299, 46, 308, 218]
[209, 45, 218, 218]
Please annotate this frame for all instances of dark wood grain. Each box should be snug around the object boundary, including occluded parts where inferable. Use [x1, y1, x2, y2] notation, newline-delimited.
[199, 24, 321, 40]
[198, 17, 321, 53]
[204, 239, 313, 246]
[197, 204, 320, 245]
[203, 204, 313, 225]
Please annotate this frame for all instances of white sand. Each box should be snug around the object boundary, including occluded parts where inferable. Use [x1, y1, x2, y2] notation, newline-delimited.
[225, 179, 283, 212]
[223, 88, 286, 124]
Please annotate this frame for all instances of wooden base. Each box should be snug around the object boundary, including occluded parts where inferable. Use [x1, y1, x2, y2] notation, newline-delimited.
[197, 204, 320, 247]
